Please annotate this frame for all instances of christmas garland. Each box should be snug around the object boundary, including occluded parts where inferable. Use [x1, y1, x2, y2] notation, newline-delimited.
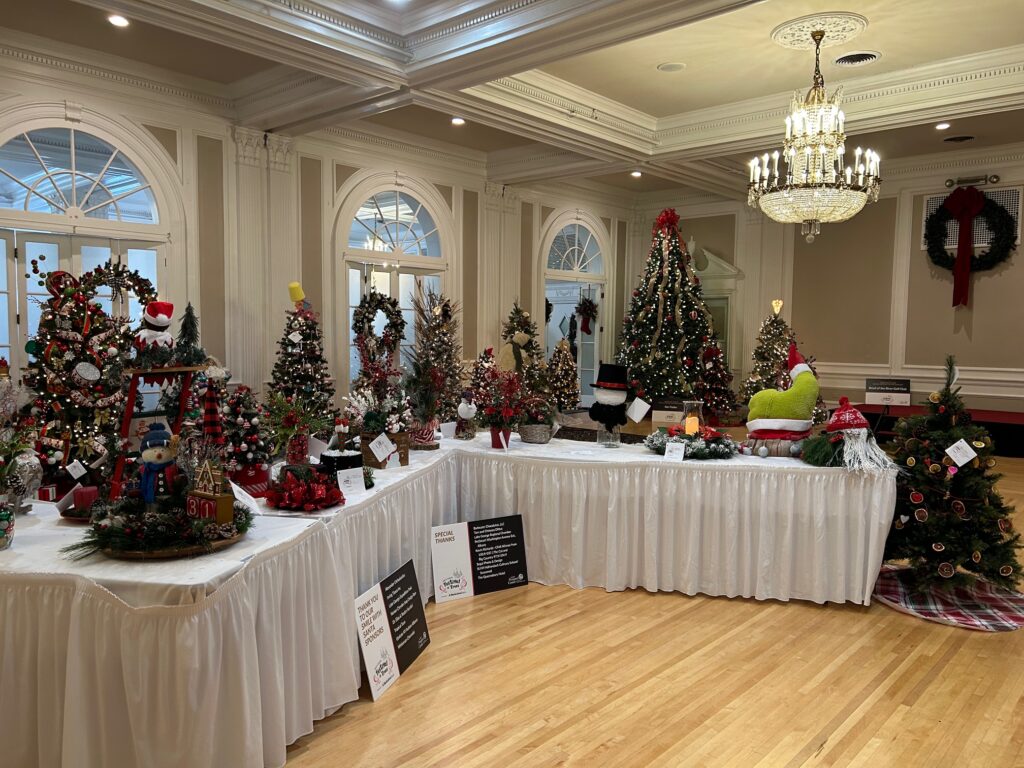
[80, 261, 158, 308]
[643, 425, 739, 459]
[924, 196, 1016, 272]
[351, 290, 406, 356]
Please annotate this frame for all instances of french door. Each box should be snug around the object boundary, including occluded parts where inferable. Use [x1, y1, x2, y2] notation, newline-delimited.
[544, 278, 602, 407]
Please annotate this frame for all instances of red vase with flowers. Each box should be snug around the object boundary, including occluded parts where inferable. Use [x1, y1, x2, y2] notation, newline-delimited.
[476, 368, 525, 450]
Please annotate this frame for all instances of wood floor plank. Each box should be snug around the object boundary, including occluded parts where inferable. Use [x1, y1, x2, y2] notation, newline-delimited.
[286, 458, 1024, 768]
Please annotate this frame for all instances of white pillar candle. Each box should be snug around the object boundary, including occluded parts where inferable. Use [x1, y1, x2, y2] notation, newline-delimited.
[785, 116, 792, 139]
[772, 150, 780, 179]
[838, 111, 845, 133]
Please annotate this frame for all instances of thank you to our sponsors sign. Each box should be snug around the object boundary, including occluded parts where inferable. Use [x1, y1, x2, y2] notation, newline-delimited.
[354, 559, 430, 700]
[431, 515, 528, 603]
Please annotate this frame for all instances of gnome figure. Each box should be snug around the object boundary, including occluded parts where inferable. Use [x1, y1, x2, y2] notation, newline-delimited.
[137, 423, 181, 509]
[589, 363, 629, 434]
[135, 301, 175, 352]
[801, 397, 894, 473]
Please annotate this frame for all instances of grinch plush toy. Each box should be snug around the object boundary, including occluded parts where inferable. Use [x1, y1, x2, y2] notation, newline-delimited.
[744, 343, 819, 457]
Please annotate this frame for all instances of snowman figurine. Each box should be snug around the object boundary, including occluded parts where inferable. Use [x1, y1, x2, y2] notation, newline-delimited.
[588, 363, 629, 446]
[137, 423, 181, 510]
[455, 392, 478, 440]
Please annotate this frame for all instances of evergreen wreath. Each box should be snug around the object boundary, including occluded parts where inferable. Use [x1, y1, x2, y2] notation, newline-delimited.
[79, 260, 158, 307]
[351, 289, 406, 356]
[924, 196, 1016, 273]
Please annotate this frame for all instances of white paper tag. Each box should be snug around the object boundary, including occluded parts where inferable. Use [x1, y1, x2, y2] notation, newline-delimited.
[551, 422, 561, 437]
[288, 331, 303, 343]
[369, 433, 397, 463]
[337, 468, 363, 494]
[385, 451, 401, 469]
[664, 442, 687, 461]
[229, 481, 260, 514]
[439, 422, 457, 439]
[66, 460, 88, 480]
[626, 398, 651, 423]
[945, 439, 977, 467]
[55, 483, 83, 512]
[499, 430, 509, 452]
[308, 436, 328, 460]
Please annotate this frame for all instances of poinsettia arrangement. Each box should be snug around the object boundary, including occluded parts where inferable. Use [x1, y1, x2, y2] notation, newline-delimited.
[264, 464, 344, 512]
[476, 368, 526, 429]
[345, 341, 413, 434]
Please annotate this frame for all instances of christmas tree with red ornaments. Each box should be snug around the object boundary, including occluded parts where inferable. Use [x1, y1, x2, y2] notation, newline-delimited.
[222, 385, 273, 496]
[617, 208, 735, 415]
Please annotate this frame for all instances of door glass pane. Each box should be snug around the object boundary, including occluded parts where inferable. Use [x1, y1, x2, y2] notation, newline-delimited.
[128, 248, 158, 286]
[369, 270, 389, 295]
[0, 294, 8, 346]
[24, 241, 60, 338]
[81, 244, 111, 275]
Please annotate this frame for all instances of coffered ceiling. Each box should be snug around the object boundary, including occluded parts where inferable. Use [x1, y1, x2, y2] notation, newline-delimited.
[5, 0, 1024, 199]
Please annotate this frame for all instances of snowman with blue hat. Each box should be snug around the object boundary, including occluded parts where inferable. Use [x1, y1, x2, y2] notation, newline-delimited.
[138, 423, 181, 509]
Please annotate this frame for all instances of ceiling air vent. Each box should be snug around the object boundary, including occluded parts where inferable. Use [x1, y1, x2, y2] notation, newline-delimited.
[944, 135, 976, 143]
[833, 50, 880, 67]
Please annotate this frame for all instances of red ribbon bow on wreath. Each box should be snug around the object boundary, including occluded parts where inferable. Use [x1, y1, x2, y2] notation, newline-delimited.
[942, 186, 986, 307]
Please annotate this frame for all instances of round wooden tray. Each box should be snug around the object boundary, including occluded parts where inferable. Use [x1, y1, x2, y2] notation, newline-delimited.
[101, 533, 245, 561]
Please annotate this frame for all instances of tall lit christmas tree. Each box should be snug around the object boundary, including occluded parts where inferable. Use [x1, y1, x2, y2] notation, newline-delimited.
[500, 302, 547, 393]
[469, 347, 496, 403]
[269, 282, 336, 416]
[24, 271, 134, 490]
[884, 357, 1020, 589]
[697, 337, 737, 419]
[403, 289, 463, 424]
[740, 301, 826, 423]
[617, 208, 715, 401]
[547, 338, 580, 412]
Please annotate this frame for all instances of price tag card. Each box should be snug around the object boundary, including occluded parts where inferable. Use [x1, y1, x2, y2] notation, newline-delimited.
[369, 433, 397, 463]
[66, 460, 88, 480]
[337, 468, 364, 495]
[626, 398, 651, 423]
[664, 442, 687, 461]
[945, 439, 978, 467]
[287, 331, 303, 343]
[229, 481, 261, 514]
[439, 422, 457, 439]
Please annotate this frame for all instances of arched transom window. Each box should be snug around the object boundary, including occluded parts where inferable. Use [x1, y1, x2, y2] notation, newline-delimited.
[0, 128, 158, 224]
[546, 222, 603, 274]
[347, 191, 440, 257]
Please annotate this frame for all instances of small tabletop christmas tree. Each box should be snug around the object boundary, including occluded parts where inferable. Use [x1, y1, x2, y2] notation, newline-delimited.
[499, 302, 547, 394]
[469, 347, 496, 403]
[547, 338, 580, 412]
[269, 282, 336, 417]
[617, 208, 717, 402]
[740, 300, 826, 423]
[403, 288, 463, 427]
[223, 385, 272, 494]
[174, 303, 207, 366]
[697, 337, 737, 421]
[884, 356, 1021, 589]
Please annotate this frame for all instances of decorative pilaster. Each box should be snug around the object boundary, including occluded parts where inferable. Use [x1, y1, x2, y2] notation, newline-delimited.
[266, 134, 299, 339]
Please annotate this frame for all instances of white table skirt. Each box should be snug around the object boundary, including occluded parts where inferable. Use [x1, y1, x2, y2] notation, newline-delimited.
[2, 436, 895, 768]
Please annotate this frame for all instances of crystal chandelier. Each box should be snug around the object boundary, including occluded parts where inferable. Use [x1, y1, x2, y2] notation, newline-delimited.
[747, 30, 881, 242]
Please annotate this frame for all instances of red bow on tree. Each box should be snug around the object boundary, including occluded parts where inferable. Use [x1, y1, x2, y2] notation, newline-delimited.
[654, 208, 680, 235]
[942, 186, 985, 307]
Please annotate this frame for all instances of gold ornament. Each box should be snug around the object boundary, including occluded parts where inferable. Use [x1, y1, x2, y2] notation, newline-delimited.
[972, 440, 985, 448]
[942, 455, 954, 467]
[928, 392, 941, 403]
[929, 463, 942, 474]
[987, 458, 997, 468]
[906, 457, 916, 467]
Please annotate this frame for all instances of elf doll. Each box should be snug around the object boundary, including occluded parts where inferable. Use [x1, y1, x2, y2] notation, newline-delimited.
[134, 301, 175, 353]
[137, 423, 181, 509]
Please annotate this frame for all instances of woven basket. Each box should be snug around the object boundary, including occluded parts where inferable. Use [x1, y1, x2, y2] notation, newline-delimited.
[519, 424, 552, 444]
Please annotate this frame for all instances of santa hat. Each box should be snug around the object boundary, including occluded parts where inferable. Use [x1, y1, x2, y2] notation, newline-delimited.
[788, 342, 812, 379]
[827, 397, 869, 432]
[143, 301, 174, 328]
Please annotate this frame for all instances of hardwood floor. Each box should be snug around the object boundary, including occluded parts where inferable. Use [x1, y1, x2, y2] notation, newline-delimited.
[286, 458, 1024, 768]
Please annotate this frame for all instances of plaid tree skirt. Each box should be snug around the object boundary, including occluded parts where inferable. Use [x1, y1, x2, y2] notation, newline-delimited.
[874, 565, 1024, 632]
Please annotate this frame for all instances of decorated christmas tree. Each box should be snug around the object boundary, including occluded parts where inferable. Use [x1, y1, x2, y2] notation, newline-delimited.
[175, 303, 207, 366]
[403, 288, 463, 424]
[156, 303, 209, 430]
[469, 347, 496, 403]
[547, 338, 580, 412]
[499, 302, 547, 393]
[884, 357, 1020, 589]
[23, 271, 134, 490]
[697, 337, 737, 420]
[617, 208, 715, 401]
[223, 386, 273, 475]
[269, 282, 336, 416]
[740, 301, 827, 423]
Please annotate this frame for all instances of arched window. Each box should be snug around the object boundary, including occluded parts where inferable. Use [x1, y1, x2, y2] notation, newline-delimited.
[0, 128, 158, 224]
[347, 191, 440, 257]
[546, 222, 603, 275]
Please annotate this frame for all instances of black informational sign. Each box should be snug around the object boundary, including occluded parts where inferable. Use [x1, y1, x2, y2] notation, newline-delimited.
[865, 378, 911, 406]
[468, 516, 528, 595]
[379, 559, 431, 674]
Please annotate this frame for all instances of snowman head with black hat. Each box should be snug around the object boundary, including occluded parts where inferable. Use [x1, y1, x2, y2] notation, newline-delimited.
[589, 363, 630, 432]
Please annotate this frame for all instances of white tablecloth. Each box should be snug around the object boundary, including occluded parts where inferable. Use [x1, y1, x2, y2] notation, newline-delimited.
[1, 436, 895, 768]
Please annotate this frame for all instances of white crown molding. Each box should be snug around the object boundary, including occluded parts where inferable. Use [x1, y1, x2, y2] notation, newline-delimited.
[315, 124, 486, 173]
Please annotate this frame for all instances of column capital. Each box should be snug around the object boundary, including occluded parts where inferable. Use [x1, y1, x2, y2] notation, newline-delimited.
[266, 134, 294, 173]
[232, 126, 265, 168]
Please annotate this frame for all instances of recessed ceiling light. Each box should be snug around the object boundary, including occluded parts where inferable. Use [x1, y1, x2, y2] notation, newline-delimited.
[631, 170, 643, 178]
[935, 122, 951, 130]
[107, 14, 130, 27]
[450, 116, 465, 126]
[656, 62, 686, 73]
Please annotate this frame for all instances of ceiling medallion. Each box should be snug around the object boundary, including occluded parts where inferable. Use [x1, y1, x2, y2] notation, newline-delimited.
[748, 30, 881, 243]
[770, 13, 867, 50]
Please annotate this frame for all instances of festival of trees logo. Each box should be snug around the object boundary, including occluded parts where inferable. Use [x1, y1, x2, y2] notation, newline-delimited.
[372, 646, 395, 685]
[439, 568, 468, 595]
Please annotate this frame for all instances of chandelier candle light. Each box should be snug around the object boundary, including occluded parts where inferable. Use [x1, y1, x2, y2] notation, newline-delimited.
[748, 30, 881, 242]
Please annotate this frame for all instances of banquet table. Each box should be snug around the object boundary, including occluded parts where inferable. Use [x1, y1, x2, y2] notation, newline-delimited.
[1, 435, 896, 768]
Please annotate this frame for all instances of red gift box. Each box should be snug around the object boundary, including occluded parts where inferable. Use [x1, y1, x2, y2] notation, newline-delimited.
[73, 485, 100, 511]
[37, 485, 58, 502]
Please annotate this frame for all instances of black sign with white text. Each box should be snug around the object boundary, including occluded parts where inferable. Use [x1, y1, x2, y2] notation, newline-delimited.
[379, 559, 430, 674]
[468, 516, 528, 595]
